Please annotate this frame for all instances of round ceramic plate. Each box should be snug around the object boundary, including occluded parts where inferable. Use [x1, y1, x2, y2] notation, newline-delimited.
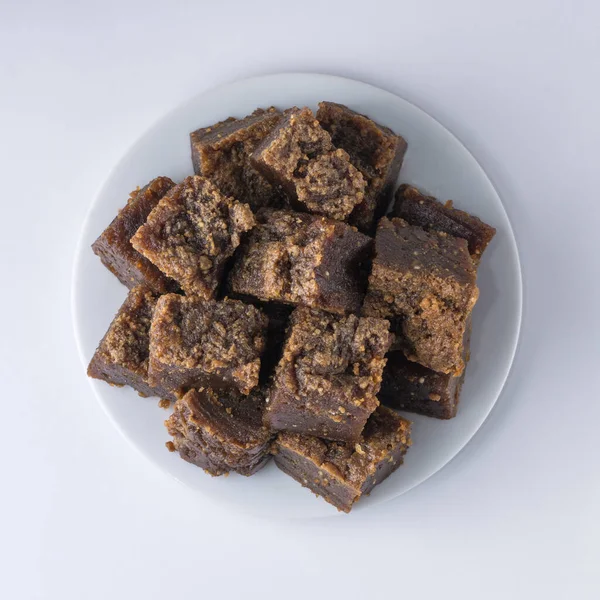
[73, 73, 522, 518]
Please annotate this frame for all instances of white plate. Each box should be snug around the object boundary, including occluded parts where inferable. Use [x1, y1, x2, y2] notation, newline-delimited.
[72, 73, 522, 518]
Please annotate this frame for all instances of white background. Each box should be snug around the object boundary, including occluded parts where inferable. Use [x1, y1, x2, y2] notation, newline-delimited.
[1, 1, 598, 598]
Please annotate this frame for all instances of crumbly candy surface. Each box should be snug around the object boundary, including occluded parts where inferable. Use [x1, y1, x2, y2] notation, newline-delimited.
[87, 286, 175, 400]
[265, 307, 392, 442]
[317, 102, 407, 232]
[363, 217, 478, 375]
[92, 287, 156, 376]
[229, 209, 371, 314]
[149, 295, 267, 395]
[131, 176, 255, 298]
[273, 406, 411, 512]
[191, 108, 284, 211]
[252, 107, 365, 221]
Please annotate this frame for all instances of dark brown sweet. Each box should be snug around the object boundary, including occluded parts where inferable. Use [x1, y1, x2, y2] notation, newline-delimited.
[251, 107, 366, 221]
[225, 295, 293, 384]
[87, 287, 176, 401]
[190, 108, 284, 211]
[381, 318, 471, 419]
[317, 102, 407, 233]
[91, 177, 177, 292]
[131, 176, 255, 299]
[273, 406, 411, 512]
[229, 209, 372, 315]
[148, 295, 268, 396]
[265, 307, 392, 442]
[362, 217, 478, 375]
[393, 185, 496, 260]
[379, 351, 464, 419]
[166, 387, 273, 476]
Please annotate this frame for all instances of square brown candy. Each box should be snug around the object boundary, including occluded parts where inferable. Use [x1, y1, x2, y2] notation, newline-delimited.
[362, 217, 478, 375]
[91, 176, 177, 293]
[87, 286, 176, 401]
[131, 176, 255, 299]
[265, 307, 392, 442]
[229, 209, 372, 315]
[166, 387, 272, 476]
[148, 295, 268, 396]
[317, 102, 408, 233]
[251, 107, 366, 221]
[379, 351, 465, 419]
[221, 293, 293, 384]
[190, 107, 284, 211]
[273, 406, 411, 513]
[393, 185, 496, 261]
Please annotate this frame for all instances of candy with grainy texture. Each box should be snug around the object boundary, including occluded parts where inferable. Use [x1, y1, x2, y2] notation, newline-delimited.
[131, 176, 255, 299]
[393, 185, 496, 261]
[87, 287, 176, 401]
[190, 107, 284, 211]
[229, 209, 371, 315]
[166, 387, 272, 476]
[273, 406, 411, 512]
[265, 307, 392, 442]
[317, 102, 407, 233]
[92, 176, 177, 292]
[149, 295, 267, 396]
[252, 107, 365, 221]
[379, 351, 464, 419]
[362, 217, 478, 375]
